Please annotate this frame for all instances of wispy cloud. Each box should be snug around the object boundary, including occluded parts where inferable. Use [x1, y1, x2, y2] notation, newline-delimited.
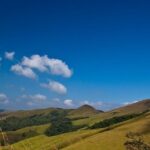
[41, 80, 67, 94]
[30, 94, 47, 102]
[0, 93, 9, 104]
[5, 51, 15, 60]
[122, 100, 138, 106]
[21, 94, 47, 106]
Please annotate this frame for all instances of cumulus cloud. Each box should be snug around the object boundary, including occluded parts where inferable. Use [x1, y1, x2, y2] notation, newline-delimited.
[64, 99, 73, 107]
[11, 64, 36, 79]
[0, 93, 9, 104]
[5, 51, 15, 60]
[22, 55, 47, 72]
[11, 54, 72, 79]
[41, 80, 67, 94]
[22, 55, 72, 77]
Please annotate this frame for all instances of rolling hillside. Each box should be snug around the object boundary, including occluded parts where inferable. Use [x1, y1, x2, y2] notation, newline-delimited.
[0, 99, 150, 150]
[12, 108, 150, 150]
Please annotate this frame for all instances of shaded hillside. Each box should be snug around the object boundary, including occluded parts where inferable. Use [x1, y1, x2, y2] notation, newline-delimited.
[0, 109, 6, 112]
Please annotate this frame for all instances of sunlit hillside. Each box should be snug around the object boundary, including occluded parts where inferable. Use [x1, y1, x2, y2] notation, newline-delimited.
[0, 100, 149, 150]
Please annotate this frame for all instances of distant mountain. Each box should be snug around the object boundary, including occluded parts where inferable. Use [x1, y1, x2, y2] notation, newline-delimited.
[1, 99, 150, 119]
[69, 104, 103, 117]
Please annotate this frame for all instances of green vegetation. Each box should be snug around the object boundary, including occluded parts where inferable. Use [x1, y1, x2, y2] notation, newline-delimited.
[0, 99, 149, 150]
[0, 114, 51, 131]
[45, 111, 73, 136]
[45, 111, 87, 136]
[0, 110, 68, 131]
[90, 113, 143, 129]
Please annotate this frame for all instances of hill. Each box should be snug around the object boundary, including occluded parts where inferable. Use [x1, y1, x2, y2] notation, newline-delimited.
[111, 99, 150, 115]
[69, 104, 103, 118]
[12, 109, 150, 150]
[0, 99, 150, 149]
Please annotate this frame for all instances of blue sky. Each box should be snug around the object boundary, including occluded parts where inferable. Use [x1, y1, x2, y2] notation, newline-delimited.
[0, 0, 150, 110]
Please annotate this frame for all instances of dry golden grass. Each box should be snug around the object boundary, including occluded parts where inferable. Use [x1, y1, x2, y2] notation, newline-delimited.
[64, 113, 150, 150]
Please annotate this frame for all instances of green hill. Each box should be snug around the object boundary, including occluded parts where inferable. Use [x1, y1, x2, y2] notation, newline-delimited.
[0, 99, 150, 150]
[69, 104, 102, 118]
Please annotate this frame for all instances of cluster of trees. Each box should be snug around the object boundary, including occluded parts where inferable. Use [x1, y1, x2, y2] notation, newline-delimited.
[45, 111, 86, 136]
[0, 110, 86, 134]
[0, 114, 51, 131]
[0, 110, 68, 131]
[45, 111, 73, 136]
[90, 113, 140, 129]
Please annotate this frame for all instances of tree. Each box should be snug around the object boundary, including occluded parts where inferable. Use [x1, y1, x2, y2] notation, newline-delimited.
[45, 111, 73, 136]
[124, 132, 150, 150]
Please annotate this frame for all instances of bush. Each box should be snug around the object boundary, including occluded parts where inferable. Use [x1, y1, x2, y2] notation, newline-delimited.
[124, 132, 150, 150]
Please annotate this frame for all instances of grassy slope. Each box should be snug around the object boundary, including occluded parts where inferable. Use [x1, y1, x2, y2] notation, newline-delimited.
[64, 112, 150, 150]
[1, 99, 149, 127]
[0, 124, 50, 145]
[1, 99, 150, 149]
[10, 112, 150, 150]
[73, 99, 150, 126]
[12, 129, 100, 150]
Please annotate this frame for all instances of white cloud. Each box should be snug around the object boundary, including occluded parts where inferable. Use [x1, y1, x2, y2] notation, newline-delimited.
[21, 94, 47, 106]
[44, 57, 72, 77]
[0, 93, 9, 104]
[53, 98, 60, 102]
[30, 94, 47, 102]
[11, 54, 72, 79]
[122, 100, 138, 106]
[41, 80, 67, 94]
[27, 101, 34, 106]
[21, 55, 72, 77]
[5, 51, 15, 60]
[11, 64, 36, 79]
[81, 100, 90, 105]
[22, 55, 47, 72]
[64, 99, 73, 107]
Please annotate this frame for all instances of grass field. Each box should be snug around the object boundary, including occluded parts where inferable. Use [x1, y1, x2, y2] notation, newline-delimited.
[0, 100, 150, 150]
[7, 112, 149, 150]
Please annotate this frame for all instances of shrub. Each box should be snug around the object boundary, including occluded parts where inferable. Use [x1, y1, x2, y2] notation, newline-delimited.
[124, 132, 150, 150]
